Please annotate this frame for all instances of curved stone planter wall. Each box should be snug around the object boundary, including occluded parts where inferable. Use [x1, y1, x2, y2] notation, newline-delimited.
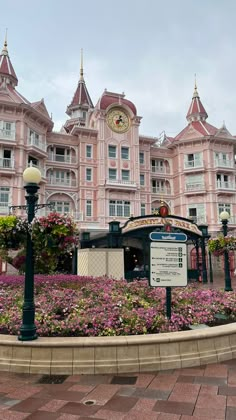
[0, 323, 236, 375]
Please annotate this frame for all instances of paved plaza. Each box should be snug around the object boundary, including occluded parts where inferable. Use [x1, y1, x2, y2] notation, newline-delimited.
[0, 361, 236, 419]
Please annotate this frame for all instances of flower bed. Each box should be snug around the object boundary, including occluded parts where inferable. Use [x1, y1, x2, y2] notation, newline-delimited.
[0, 275, 235, 337]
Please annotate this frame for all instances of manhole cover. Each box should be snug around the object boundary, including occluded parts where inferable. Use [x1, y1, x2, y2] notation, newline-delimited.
[111, 376, 137, 385]
[84, 400, 96, 406]
[37, 375, 68, 384]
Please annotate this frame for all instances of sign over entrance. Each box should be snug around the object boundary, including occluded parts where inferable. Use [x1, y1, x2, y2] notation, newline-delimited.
[122, 216, 202, 236]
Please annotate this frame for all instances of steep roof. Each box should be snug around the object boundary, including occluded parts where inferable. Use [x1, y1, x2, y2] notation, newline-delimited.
[172, 83, 218, 142]
[186, 83, 208, 122]
[0, 37, 18, 87]
[66, 50, 93, 116]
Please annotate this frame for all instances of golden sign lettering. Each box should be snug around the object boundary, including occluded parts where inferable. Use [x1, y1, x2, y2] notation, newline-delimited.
[122, 217, 202, 236]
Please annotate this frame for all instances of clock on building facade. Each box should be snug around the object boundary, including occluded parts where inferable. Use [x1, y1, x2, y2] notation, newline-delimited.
[106, 107, 130, 133]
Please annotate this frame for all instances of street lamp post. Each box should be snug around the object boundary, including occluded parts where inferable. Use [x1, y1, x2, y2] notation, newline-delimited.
[18, 166, 42, 341]
[220, 210, 233, 292]
[198, 224, 208, 283]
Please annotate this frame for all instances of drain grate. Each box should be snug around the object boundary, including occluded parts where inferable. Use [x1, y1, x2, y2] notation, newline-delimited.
[84, 400, 96, 406]
[111, 376, 137, 385]
[37, 375, 68, 384]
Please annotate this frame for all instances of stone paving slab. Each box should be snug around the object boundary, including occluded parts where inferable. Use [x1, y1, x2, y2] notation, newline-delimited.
[2, 357, 236, 418]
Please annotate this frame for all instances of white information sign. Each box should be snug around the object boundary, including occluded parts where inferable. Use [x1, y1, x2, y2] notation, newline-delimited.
[150, 241, 187, 287]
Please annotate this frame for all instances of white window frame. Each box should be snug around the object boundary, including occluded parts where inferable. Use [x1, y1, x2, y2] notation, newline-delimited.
[141, 203, 146, 216]
[86, 200, 92, 217]
[139, 152, 144, 165]
[86, 168, 92, 181]
[108, 145, 117, 159]
[109, 168, 117, 180]
[218, 203, 231, 216]
[86, 145, 92, 159]
[109, 200, 130, 217]
[121, 169, 130, 181]
[140, 174, 145, 186]
[49, 201, 70, 214]
[0, 187, 10, 210]
[121, 147, 129, 160]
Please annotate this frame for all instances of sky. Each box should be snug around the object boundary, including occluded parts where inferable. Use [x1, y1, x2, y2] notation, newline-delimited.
[1, 0, 236, 137]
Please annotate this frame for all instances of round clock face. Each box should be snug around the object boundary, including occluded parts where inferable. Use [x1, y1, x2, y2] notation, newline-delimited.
[106, 108, 130, 133]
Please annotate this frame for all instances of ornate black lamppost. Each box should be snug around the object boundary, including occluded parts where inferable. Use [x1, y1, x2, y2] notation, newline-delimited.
[18, 165, 42, 341]
[198, 224, 208, 283]
[220, 210, 233, 292]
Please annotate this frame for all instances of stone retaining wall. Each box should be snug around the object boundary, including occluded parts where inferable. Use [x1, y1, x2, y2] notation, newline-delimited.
[0, 323, 235, 375]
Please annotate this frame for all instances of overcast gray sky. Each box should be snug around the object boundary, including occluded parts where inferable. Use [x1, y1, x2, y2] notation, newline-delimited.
[1, 0, 236, 137]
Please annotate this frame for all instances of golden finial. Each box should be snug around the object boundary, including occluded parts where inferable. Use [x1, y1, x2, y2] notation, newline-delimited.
[2, 28, 8, 55]
[80, 48, 84, 81]
[193, 73, 199, 98]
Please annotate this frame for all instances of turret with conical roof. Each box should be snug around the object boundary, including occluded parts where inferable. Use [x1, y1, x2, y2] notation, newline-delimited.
[186, 79, 208, 122]
[0, 32, 18, 88]
[66, 49, 93, 129]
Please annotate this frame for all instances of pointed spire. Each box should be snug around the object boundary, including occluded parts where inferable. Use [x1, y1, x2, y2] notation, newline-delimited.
[80, 48, 84, 81]
[0, 33, 18, 87]
[66, 49, 93, 118]
[1, 29, 8, 56]
[186, 79, 208, 122]
[193, 74, 199, 98]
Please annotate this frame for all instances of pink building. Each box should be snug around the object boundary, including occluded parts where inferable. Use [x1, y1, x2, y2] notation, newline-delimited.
[0, 38, 235, 238]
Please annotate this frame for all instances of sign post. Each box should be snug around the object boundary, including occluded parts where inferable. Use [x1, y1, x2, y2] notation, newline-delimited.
[149, 232, 188, 319]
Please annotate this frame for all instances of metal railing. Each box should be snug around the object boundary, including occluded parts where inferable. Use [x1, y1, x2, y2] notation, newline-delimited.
[188, 216, 207, 224]
[0, 128, 15, 140]
[217, 181, 234, 189]
[0, 203, 9, 213]
[48, 153, 77, 164]
[185, 183, 205, 192]
[27, 163, 46, 177]
[184, 160, 203, 169]
[0, 158, 14, 168]
[47, 177, 77, 187]
[106, 179, 137, 186]
[27, 137, 46, 152]
[214, 159, 234, 168]
[152, 187, 171, 194]
[151, 166, 170, 174]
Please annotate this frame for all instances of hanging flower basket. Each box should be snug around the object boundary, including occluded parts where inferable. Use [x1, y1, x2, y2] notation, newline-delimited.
[0, 215, 28, 255]
[208, 235, 236, 256]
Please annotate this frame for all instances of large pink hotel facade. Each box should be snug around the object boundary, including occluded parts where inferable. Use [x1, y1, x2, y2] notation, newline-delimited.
[0, 39, 236, 238]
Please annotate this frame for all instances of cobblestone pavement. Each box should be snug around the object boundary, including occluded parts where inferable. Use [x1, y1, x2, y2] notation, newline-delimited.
[0, 360, 236, 419]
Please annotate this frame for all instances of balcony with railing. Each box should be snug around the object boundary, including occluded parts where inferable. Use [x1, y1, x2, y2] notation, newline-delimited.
[151, 166, 170, 175]
[185, 183, 205, 194]
[0, 128, 15, 141]
[48, 153, 77, 164]
[27, 137, 47, 152]
[0, 203, 9, 214]
[47, 177, 77, 187]
[227, 216, 236, 224]
[214, 159, 234, 169]
[0, 158, 14, 170]
[184, 160, 204, 170]
[216, 181, 235, 191]
[152, 187, 171, 195]
[188, 216, 207, 225]
[27, 163, 46, 178]
[105, 179, 137, 189]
